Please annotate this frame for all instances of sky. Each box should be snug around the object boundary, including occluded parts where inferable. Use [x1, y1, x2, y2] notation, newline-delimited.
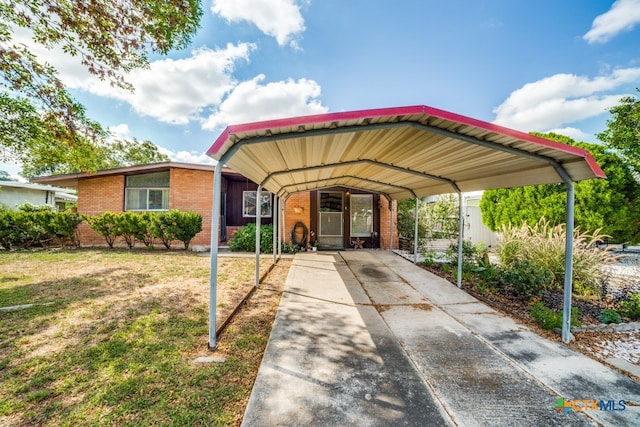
[3, 0, 640, 180]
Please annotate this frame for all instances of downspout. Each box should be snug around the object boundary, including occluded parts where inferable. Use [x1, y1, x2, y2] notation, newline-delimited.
[208, 162, 223, 350]
[413, 197, 419, 264]
[255, 185, 262, 288]
[457, 191, 464, 288]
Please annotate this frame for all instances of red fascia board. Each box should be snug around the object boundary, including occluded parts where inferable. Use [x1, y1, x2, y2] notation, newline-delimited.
[207, 105, 606, 179]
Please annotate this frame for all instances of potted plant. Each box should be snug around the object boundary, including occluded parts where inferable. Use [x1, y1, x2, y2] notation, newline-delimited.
[309, 231, 318, 251]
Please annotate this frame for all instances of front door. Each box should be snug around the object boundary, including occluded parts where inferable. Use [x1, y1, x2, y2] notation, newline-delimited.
[318, 191, 344, 249]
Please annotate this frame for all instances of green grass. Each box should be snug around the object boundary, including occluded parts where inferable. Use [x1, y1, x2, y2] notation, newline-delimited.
[0, 249, 285, 426]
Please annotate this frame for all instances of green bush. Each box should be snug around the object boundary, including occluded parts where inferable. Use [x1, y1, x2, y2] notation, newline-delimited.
[446, 240, 477, 270]
[597, 309, 622, 324]
[85, 212, 121, 248]
[619, 293, 640, 320]
[0, 205, 82, 249]
[497, 219, 614, 298]
[43, 210, 82, 247]
[529, 300, 580, 330]
[229, 223, 274, 253]
[497, 259, 554, 300]
[84, 210, 202, 250]
[116, 212, 146, 248]
[172, 210, 202, 249]
[150, 210, 181, 249]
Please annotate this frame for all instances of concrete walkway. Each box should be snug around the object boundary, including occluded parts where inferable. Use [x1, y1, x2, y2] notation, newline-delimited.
[241, 250, 640, 426]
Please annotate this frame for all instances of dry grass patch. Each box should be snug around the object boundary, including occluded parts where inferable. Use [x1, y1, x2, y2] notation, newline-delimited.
[0, 249, 290, 426]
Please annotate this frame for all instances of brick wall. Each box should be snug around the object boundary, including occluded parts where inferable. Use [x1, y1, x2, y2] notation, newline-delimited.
[169, 168, 213, 247]
[74, 168, 398, 250]
[379, 198, 398, 250]
[76, 169, 216, 248]
[77, 175, 125, 246]
[283, 193, 311, 245]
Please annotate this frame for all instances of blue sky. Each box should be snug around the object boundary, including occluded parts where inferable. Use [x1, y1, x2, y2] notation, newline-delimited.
[3, 0, 640, 178]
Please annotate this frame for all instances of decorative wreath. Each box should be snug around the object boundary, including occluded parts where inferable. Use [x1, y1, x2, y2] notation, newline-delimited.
[290, 221, 309, 248]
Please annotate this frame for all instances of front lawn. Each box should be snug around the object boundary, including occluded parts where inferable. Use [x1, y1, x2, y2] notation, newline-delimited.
[0, 250, 289, 426]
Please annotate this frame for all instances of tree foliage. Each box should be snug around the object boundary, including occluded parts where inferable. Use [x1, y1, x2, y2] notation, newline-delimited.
[0, 0, 202, 174]
[597, 89, 640, 176]
[21, 137, 170, 178]
[480, 133, 640, 243]
[396, 194, 458, 239]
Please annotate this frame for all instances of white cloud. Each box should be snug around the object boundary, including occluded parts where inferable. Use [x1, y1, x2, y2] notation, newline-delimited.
[13, 27, 258, 127]
[157, 147, 216, 164]
[86, 44, 255, 125]
[583, 0, 640, 44]
[108, 124, 132, 140]
[0, 161, 25, 182]
[492, 67, 640, 132]
[545, 127, 593, 142]
[202, 74, 328, 130]
[212, 0, 306, 47]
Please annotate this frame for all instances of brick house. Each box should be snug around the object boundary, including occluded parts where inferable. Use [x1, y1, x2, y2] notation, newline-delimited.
[31, 162, 398, 250]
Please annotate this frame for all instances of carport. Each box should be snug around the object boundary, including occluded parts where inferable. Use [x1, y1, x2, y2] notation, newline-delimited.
[205, 105, 605, 347]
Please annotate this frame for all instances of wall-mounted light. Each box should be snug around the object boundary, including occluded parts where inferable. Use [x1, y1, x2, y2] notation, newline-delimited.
[294, 207, 304, 213]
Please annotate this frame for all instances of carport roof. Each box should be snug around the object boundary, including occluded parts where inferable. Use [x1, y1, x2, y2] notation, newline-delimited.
[207, 105, 605, 200]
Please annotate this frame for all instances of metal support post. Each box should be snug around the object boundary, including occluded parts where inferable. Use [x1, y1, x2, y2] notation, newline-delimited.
[255, 185, 262, 288]
[208, 162, 223, 350]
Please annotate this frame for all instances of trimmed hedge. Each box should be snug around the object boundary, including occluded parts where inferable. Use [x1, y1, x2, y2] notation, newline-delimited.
[84, 210, 203, 249]
[0, 203, 82, 249]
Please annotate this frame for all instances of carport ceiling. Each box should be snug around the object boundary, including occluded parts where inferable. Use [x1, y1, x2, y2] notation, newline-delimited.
[207, 105, 605, 199]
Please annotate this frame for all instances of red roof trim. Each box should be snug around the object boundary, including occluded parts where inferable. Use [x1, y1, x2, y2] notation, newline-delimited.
[206, 105, 606, 179]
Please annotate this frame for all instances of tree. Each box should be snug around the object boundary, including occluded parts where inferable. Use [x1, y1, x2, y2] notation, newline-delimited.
[597, 90, 640, 176]
[21, 137, 170, 178]
[396, 194, 459, 239]
[480, 133, 640, 243]
[0, 0, 202, 173]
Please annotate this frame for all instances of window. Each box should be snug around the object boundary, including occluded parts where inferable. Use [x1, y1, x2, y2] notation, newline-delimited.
[125, 171, 169, 211]
[243, 191, 272, 217]
[350, 194, 373, 237]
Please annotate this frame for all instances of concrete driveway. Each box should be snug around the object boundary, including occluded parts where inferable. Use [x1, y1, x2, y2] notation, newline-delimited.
[241, 250, 640, 426]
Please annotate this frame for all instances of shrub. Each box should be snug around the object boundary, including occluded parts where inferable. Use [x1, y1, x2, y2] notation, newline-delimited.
[619, 293, 640, 320]
[85, 212, 121, 248]
[422, 249, 437, 267]
[44, 210, 82, 247]
[445, 240, 476, 269]
[497, 259, 554, 300]
[497, 219, 615, 298]
[229, 223, 274, 253]
[0, 205, 82, 249]
[135, 212, 156, 248]
[172, 210, 202, 249]
[597, 309, 622, 324]
[150, 210, 180, 249]
[529, 299, 580, 330]
[116, 212, 146, 248]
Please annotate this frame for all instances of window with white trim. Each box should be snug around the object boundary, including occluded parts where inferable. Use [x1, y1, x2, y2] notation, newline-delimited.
[350, 194, 373, 237]
[243, 191, 272, 217]
[125, 172, 169, 211]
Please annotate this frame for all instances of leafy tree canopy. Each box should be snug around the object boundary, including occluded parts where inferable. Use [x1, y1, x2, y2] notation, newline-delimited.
[480, 132, 640, 243]
[0, 0, 202, 175]
[21, 137, 170, 178]
[598, 89, 640, 176]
